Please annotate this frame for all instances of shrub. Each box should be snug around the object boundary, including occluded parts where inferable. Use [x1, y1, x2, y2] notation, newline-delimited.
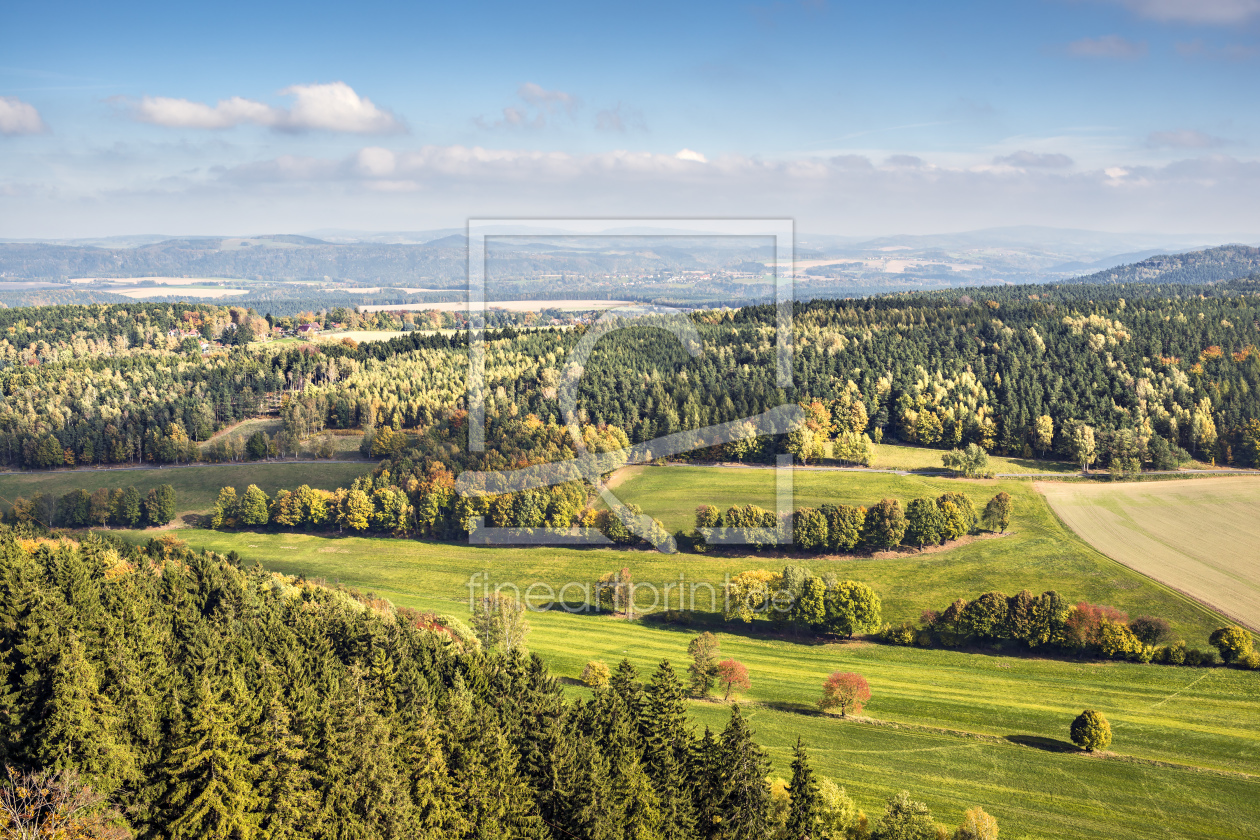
[879, 621, 917, 646]
[1184, 647, 1204, 667]
[1070, 709, 1112, 752]
[1240, 651, 1260, 671]
[1208, 626, 1254, 664]
[581, 660, 611, 689]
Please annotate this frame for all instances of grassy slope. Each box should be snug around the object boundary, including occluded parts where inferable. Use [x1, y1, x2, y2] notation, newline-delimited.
[105, 465, 1260, 838]
[0, 461, 375, 516]
[611, 466, 1225, 641]
[113, 525, 1260, 840]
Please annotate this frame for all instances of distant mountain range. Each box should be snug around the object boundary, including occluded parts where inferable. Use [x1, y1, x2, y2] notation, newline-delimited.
[1067, 245, 1260, 286]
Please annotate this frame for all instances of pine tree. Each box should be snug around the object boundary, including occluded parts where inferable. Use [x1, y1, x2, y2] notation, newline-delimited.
[785, 738, 820, 839]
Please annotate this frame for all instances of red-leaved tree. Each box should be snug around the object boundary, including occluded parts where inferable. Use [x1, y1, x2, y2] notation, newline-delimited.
[1063, 602, 1128, 650]
[818, 671, 871, 717]
[716, 658, 751, 701]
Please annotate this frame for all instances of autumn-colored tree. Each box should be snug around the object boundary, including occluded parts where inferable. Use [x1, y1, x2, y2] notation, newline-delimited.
[1209, 626, 1254, 664]
[716, 658, 750, 701]
[580, 661, 611, 689]
[952, 806, 999, 840]
[818, 672, 871, 717]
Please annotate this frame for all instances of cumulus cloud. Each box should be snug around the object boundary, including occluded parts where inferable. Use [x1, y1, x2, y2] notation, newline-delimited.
[675, 148, 707, 163]
[1066, 35, 1148, 58]
[993, 150, 1075, 168]
[129, 82, 403, 133]
[1147, 129, 1228, 148]
[0, 96, 47, 135]
[885, 154, 925, 167]
[1107, 0, 1260, 24]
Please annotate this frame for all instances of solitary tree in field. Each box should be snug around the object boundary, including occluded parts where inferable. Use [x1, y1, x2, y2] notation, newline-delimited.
[581, 661, 610, 689]
[1209, 626, 1254, 664]
[818, 672, 871, 718]
[716, 658, 750, 701]
[981, 492, 1013, 533]
[687, 632, 721, 697]
[1070, 709, 1112, 752]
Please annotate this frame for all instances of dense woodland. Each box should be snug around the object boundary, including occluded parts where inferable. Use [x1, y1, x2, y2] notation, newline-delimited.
[6, 280, 1260, 486]
[0, 529, 1000, 839]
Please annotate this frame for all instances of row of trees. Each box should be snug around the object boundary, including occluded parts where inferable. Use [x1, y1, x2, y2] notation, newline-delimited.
[691, 492, 1012, 554]
[879, 590, 1260, 669]
[0, 527, 997, 840]
[722, 568, 884, 637]
[6, 484, 175, 529]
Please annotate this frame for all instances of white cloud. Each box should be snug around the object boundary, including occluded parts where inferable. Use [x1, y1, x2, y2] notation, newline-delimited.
[675, 148, 707, 162]
[130, 82, 403, 133]
[1066, 35, 1148, 58]
[993, 150, 1075, 168]
[1108, 0, 1260, 24]
[0, 96, 47, 135]
[1147, 129, 1227, 148]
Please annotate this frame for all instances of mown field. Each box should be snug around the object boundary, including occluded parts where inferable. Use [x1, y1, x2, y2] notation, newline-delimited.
[199, 418, 367, 459]
[1040, 477, 1260, 632]
[869, 443, 1079, 474]
[0, 460, 375, 518]
[112, 521, 1260, 840]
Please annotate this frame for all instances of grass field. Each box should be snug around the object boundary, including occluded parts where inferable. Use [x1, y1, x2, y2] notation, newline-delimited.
[113, 518, 1260, 839]
[870, 443, 1079, 474]
[1039, 477, 1260, 632]
[0, 460, 375, 518]
[200, 419, 367, 460]
[314, 330, 409, 343]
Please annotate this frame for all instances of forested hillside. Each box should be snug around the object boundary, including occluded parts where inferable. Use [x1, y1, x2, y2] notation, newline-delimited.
[6, 281, 1260, 477]
[1071, 245, 1260, 286]
[0, 528, 993, 838]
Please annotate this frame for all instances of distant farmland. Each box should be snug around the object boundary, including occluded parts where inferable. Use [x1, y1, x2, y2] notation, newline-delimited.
[1038, 477, 1260, 631]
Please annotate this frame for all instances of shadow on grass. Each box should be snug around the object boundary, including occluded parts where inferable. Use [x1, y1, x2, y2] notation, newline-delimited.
[1005, 734, 1078, 753]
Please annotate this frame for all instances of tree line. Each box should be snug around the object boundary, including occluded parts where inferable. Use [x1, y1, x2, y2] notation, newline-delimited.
[5, 485, 175, 529]
[879, 590, 1260, 670]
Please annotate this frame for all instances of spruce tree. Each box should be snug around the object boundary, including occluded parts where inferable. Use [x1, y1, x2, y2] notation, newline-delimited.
[785, 737, 820, 839]
[157, 675, 260, 839]
[718, 706, 772, 840]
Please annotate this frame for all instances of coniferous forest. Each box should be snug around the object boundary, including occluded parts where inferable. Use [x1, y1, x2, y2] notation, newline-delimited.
[0, 528, 998, 838]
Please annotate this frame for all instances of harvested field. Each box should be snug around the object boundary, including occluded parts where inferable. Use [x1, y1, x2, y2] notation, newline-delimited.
[1038, 477, 1260, 631]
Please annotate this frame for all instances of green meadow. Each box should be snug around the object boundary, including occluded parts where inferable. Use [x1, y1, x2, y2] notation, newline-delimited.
[108, 464, 1260, 839]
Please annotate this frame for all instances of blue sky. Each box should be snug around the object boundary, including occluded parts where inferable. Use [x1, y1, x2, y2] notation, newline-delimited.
[2, 0, 1258, 237]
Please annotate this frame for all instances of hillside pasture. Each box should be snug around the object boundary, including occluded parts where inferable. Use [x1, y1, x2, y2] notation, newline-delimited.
[1039, 477, 1260, 632]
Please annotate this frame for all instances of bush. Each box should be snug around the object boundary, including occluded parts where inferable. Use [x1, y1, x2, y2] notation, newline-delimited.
[1163, 640, 1187, 665]
[581, 660, 611, 689]
[879, 621, 917, 646]
[1184, 647, 1205, 667]
[1240, 651, 1260, 671]
[1070, 709, 1112, 752]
